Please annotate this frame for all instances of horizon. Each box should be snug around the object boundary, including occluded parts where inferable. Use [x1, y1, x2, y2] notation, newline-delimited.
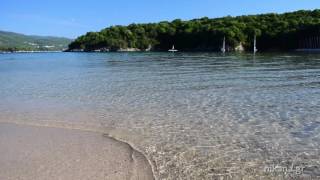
[1, 0, 320, 38]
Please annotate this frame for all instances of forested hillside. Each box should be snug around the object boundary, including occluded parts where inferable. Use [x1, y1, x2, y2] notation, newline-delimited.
[68, 9, 320, 52]
[0, 31, 72, 52]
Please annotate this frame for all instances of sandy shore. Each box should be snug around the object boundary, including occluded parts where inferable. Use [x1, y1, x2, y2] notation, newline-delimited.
[0, 122, 154, 180]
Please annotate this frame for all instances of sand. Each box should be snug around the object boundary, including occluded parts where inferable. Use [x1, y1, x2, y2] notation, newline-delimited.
[0, 122, 154, 180]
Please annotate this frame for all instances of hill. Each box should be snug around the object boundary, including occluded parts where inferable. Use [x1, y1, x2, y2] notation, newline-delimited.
[0, 31, 72, 52]
[68, 9, 320, 52]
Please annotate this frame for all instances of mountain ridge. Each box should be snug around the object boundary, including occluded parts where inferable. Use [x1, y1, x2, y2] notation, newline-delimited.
[0, 30, 72, 52]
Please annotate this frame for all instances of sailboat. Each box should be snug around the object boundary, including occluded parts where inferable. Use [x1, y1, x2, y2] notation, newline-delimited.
[221, 36, 226, 53]
[253, 35, 258, 53]
[168, 45, 178, 52]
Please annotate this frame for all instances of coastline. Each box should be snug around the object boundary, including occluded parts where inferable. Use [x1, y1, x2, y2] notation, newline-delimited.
[0, 50, 64, 54]
[0, 122, 155, 180]
[2, 48, 320, 54]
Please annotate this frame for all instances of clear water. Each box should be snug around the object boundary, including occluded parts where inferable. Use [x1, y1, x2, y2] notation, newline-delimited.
[0, 52, 319, 179]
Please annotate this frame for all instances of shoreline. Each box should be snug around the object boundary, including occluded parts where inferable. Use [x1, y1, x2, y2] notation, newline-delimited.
[0, 122, 155, 180]
[0, 50, 64, 54]
[2, 49, 320, 54]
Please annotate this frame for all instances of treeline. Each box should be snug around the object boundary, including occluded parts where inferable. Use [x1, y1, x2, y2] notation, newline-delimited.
[0, 46, 59, 52]
[68, 9, 320, 52]
[0, 47, 31, 52]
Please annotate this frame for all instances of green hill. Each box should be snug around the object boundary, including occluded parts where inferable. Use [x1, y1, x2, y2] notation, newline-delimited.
[0, 31, 72, 52]
[68, 9, 320, 52]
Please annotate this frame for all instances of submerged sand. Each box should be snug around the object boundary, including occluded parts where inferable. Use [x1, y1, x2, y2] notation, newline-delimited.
[0, 123, 154, 180]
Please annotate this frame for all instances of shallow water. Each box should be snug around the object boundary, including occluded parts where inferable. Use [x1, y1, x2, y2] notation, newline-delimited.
[0, 52, 319, 179]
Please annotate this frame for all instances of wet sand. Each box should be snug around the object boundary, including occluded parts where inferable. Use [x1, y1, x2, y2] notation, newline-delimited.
[0, 122, 154, 180]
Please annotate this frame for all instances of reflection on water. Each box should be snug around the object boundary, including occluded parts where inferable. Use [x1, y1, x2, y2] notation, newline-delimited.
[0, 52, 319, 179]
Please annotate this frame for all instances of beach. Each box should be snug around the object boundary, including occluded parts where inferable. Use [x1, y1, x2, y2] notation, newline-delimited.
[0, 52, 319, 179]
[0, 122, 154, 180]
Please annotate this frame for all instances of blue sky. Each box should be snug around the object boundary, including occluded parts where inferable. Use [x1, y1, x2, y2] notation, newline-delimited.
[1, 0, 319, 38]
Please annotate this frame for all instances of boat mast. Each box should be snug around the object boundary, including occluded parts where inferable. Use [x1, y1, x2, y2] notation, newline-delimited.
[221, 36, 226, 53]
[253, 35, 258, 53]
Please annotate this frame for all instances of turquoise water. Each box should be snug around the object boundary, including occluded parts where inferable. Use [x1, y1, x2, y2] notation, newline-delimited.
[0, 52, 319, 179]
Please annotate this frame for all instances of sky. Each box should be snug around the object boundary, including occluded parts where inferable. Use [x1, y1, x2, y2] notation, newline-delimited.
[1, 0, 320, 39]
